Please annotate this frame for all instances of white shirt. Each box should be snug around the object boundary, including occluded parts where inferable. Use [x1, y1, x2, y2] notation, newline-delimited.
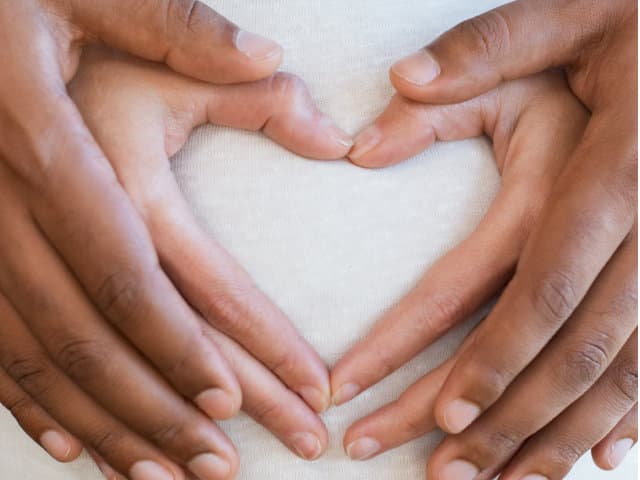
[0, 1, 635, 478]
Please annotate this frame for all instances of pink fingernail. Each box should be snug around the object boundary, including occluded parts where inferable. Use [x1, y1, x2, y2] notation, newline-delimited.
[443, 399, 482, 433]
[130, 461, 174, 480]
[346, 437, 381, 461]
[234, 30, 282, 60]
[332, 382, 361, 406]
[291, 432, 323, 461]
[196, 388, 239, 420]
[40, 430, 72, 461]
[609, 438, 634, 468]
[299, 385, 331, 413]
[348, 127, 382, 162]
[391, 49, 441, 85]
[521, 474, 549, 480]
[188, 453, 231, 480]
[439, 459, 479, 480]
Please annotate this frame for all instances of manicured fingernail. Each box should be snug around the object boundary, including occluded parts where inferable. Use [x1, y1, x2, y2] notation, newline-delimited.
[347, 437, 381, 461]
[196, 388, 239, 420]
[439, 459, 479, 480]
[443, 399, 482, 433]
[130, 460, 174, 480]
[315, 114, 354, 151]
[331, 132, 354, 149]
[299, 385, 331, 413]
[609, 438, 634, 468]
[235, 30, 282, 60]
[291, 432, 323, 460]
[332, 382, 361, 406]
[40, 430, 71, 461]
[348, 126, 383, 162]
[188, 453, 231, 480]
[521, 474, 549, 480]
[391, 49, 441, 86]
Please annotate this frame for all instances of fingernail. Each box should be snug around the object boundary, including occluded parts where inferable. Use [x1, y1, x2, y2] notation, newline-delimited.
[196, 388, 239, 420]
[316, 114, 354, 151]
[331, 131, 354, 149]
[443, 399, 482, 433]
[40, 430, 71, 461]
[439, 459, 480, 480]
[348, 127, 382, 162]
[346, 437, 381, 461]
[332, 382, 361, 406]
[130, 460, 174, 480]
[299, 385, 331, 413]
[291, 432, 323, 461]
[521, 474, 549, 480]
[609, 438, 634, 468]
[235, 30, 282, 60]
[391, 49, 441, 86]
[188, 453, 231, 480]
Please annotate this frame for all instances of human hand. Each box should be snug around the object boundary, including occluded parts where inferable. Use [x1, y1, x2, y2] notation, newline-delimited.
[333, 1, 637, 478]
[0, 2, 350, 479]
[65, 45, 352, 475]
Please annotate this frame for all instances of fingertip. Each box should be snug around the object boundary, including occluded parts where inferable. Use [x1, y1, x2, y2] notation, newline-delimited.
[331, 382, 361, 407]
[39, 430, 81, 463]
[234, 30, 283, 63]
[592, 438, 635, 471]
[298, 385, 331, 414]
[231, 30, 284, 81]
[314, 115, 354, 160]
[437, 398, 482, 434]
[195, 387, 242, 420]
[345, 437, 382, 461]
[347, 126, 385, 167]
[389, 48, 441, 101]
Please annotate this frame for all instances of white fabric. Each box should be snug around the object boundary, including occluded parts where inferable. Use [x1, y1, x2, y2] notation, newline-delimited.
[0, 0, 636, 479]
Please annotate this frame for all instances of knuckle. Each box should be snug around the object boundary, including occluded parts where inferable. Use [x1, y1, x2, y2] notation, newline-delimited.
[550, 439, 584, 471]
[529, 270, 578, 325]
[149, 420, 186, 449]
[91, 428, 125, 456]
[471, 428, 522, 460]
[56, 340, 110, 385]
[457, 358, 508, 404]
[610, 359, 638, 404]
[5, 356, 53, 398]
[250, 398, 285, 425]
[421, 290, 467, 335]
[455, 10, 512, 59]
[94, 268, 149, 330]
[203, 287, 250, 335]
[561, 342, 609, 389]
[269, 72, 309, 109]
[4, 394, 34, 420]
[165, 0, 230, 35]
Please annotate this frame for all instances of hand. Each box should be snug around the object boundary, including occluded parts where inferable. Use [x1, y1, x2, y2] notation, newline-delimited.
[0, 2, 349, 479]
[333, 1, 637, 479]
[66, 45, 352, 475]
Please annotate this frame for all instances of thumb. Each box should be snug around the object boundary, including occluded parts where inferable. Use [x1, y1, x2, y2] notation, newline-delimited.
[71, 0, 283, 84]
[389, 0, 624, 104]
[185, 72, 354, 160]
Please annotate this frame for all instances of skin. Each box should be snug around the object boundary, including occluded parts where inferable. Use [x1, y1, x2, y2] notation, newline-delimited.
[0, 1, 351, 478]
[67, 45, 348, 476]
[332, 1, 637, 479]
